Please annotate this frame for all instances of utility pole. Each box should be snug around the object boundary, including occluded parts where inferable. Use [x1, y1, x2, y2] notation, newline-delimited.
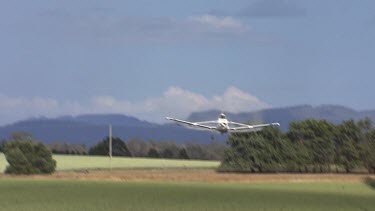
[109, 124, 112, 171]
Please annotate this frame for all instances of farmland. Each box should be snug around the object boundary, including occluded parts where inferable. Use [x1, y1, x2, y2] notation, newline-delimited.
[0, 153, 5, 173]
[0, 153, 220, 172]
[1, 153, 375, 210]
[53, 154, 219, 171]
[0, 180, 374, 211]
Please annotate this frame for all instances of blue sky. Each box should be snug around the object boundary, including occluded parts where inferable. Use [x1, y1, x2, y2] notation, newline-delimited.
[0, 0, 375, 125]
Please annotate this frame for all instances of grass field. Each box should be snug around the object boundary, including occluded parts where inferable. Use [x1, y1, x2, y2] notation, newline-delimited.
[0, 153, 220, 172]
[0, 153, 6, 173]
[0, 180, 374, 211]
[2, 153, 375, 210]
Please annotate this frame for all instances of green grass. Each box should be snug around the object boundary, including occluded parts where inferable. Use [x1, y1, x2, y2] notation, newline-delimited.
[0, 153, 220, 172]
[0, 180, 374, 211]
[54, 154, 220, 171]
[0, 153, 6, 173]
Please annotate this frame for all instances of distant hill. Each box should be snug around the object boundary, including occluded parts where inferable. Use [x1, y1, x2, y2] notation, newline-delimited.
[0, 105, 374, 146]
[0, 114, 219, 146]
[57, 114, 154, 127]
[188, 105, 375, 131]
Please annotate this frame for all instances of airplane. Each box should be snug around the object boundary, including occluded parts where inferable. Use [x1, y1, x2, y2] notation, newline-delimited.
[166, 112, 280, 134]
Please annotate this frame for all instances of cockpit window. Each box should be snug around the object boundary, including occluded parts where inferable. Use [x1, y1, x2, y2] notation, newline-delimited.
[220, 114, 226, 119]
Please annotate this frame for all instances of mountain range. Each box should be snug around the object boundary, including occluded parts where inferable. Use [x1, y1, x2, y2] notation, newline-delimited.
[0, 105, 373, 146]
[188, 105, 375, 131]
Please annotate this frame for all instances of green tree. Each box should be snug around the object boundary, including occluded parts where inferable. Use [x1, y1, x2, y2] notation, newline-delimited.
[161, 148, 174, 158]
[127, 138, 149, 157]
[288, 119, 336, 172]
[310, 138, 335, 172]
[258, 127, 297, 171]
[360, 129, 375, 173]
[358, 117, 372, 135]
[293, 141, 311, 172]
[89, 137, 132, 157]
[335, 120, 364, 172]
[339, 135, 360, 173]
[178, 148, 190, 160]
[147, 148, 160, 158]
[219, 132, 278, 172]
[4, 138, 56, 174]
[185, 143, 210, 160]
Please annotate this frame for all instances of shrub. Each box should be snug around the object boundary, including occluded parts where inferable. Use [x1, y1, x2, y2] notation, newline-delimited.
[4, 140, 56, 174]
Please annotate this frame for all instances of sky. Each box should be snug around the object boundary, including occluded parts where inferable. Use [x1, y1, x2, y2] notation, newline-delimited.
[0, 0, 375, 125]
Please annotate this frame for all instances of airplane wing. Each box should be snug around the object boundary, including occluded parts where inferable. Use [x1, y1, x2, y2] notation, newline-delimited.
[228, 121, 280, 133]
[166, 117, 216, 130]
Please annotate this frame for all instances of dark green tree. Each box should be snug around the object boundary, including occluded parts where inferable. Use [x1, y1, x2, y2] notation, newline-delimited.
[310, 137, 335, 172]
[178, 148, 190, 160]
[293, 141, 311, 172]
[335, 120, 363, 172]
[339, 136, 360, 173]
[161, 148, 174, 158]
[147, 148, 160, 158]
[185, 143, 210, 160]
[258, 127, 297, 171]
[357, 117, 372, 136]
[288, 119, 336, 172]
[89, 137, 132, 157]
[219, 132, 278, 172]
[219, 118, 373, 173]
[360, 129, 375, 173]
[4, 138, 56, 174]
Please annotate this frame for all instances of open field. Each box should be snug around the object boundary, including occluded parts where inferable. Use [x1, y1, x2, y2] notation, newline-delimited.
[53, 154, 220, 171]
[0, 179, 374, 211]
[2, 153, 375, 210]
[0, 153, 220, 172]
[2, 169, 375, 184]
[0, 153, 5, 173]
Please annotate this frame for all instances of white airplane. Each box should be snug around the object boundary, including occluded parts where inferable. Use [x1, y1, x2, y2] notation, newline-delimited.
[166, 112, 280, 134]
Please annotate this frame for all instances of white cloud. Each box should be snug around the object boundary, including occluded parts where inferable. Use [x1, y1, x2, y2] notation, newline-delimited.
[0, 86, 268, 125]
[40, 11, 251, 44]
[211, 86, 268, 112]
[188, 15, 249, 33]
[89, 86, 267, 121]
[0, 94, 84, 125]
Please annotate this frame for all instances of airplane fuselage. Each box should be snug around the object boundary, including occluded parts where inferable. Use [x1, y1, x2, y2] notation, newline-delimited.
[217, 115, 229, 133]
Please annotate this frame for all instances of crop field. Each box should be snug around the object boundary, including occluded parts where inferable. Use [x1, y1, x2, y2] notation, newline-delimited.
[0, 153, 220, 172]
[53, 154, 220, 171]
[0, 153, 6, 173]
[0, 180, 374, 211]
[2, 153, 375, 210]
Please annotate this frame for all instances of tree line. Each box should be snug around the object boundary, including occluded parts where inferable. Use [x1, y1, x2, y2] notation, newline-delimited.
[87, 137, 226, 160]
[219, 118, 375, 173]
[1, 134, 227, 161]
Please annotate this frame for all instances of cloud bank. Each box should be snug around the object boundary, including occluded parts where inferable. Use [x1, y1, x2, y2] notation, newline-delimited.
[40, 10, 250, 44]
[0, 87, 268, 125]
